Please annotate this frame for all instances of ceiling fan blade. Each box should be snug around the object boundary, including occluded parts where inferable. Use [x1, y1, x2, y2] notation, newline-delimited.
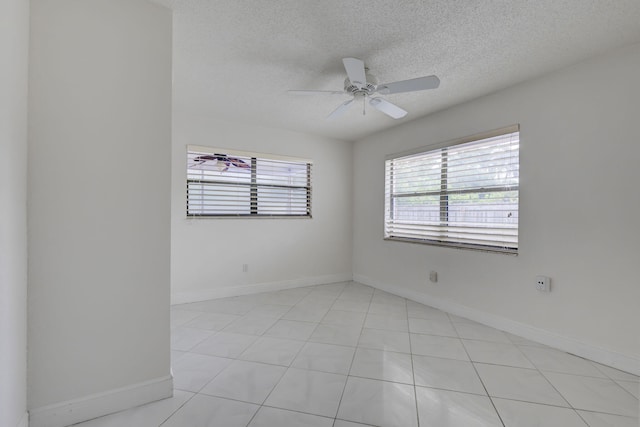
[287, 90, 345, 95]
[327, 99, 355, 120]
[377, 75, 440, 95]
[369, 97, 408, 119]
[342, 57, 367, 89]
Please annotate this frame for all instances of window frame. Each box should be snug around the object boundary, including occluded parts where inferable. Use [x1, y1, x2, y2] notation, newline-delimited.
[186, 145, 312, 219]
[384, 125, 520, 254]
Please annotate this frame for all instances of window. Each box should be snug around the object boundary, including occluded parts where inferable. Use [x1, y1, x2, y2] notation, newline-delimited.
[384, 126, 519, 254]
[187, 146, 312, 217]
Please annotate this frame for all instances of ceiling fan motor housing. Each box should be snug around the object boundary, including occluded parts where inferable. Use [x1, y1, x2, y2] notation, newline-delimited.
[344, 70, 378, 95]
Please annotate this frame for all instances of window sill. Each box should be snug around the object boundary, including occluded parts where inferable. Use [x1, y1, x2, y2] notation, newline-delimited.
[186, 215, 312, 220]
[384, 237, 518, 256]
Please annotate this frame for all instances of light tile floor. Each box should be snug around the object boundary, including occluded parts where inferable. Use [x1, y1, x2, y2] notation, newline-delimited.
[72, 282, 639, 427]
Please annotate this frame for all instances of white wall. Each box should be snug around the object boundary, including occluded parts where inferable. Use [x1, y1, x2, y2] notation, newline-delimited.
[28, 1, 173, 425]
[353, 43, 640, 372]
[171, 114, 352, 303]
[0, 0, 29, 425]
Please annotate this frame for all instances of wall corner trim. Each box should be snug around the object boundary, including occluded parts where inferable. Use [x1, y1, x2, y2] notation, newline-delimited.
[171, 273, 353, 305]
[28, 375, 173, 427]
[353, 274, 640, 376]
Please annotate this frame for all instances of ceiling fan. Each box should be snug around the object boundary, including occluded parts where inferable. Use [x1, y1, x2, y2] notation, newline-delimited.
[288, 57, 440, 120]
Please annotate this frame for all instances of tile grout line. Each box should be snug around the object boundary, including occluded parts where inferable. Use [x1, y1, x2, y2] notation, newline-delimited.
[332, 282, 375, 425]
[173, 285, 315, 426]
[517, 348, 576, 411]
[407, 296, 422, 427]
[460, 334, 507, 427]
[614, 379, 640, 401]
[238, 284, 343, 426]
[157, 391, 198, 427]
[453, 309, 620, 419]
[575, 408, 639, 426]
[536, 369, 640, 418]
[248, 285, 347, 423]
[510, 341, 616, 420]
[250, 282, 354, 426]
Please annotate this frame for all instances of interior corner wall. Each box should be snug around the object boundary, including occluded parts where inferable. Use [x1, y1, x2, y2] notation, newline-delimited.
[353, 43, 640, 372]
[171, 113, 353, 303]
[0, 0, 29, 426]
[27, 1, 173, 425]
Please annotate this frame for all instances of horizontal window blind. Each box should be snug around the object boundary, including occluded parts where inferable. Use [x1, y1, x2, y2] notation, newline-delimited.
[187, 147, 312, 217]
[385, 127, 519, 253]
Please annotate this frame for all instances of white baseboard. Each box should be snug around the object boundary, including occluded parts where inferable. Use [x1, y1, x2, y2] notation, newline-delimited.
[354, 274, 640, 376]
[171, 273, 353, 305]
[28, 375, 173, 427]
[17, 412, 28, 427]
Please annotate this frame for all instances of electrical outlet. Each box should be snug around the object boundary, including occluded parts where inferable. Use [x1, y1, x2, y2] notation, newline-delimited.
[535, 275, 550, 292]
[429, 270, 438, 283]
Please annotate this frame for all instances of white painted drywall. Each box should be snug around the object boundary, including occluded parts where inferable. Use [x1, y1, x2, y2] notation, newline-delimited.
[0, 0, 29, 425]
[353, 43, 640, 362]
[171, 114, 353, 303]
[28, 0, 172, 416]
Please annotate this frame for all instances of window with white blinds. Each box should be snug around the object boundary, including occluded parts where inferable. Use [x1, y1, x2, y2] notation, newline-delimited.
[384, 126, 519, 253]
[187, 146, 312, 217]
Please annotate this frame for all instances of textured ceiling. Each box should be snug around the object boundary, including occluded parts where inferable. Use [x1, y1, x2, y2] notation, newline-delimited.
[154, 0, 640, 141]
